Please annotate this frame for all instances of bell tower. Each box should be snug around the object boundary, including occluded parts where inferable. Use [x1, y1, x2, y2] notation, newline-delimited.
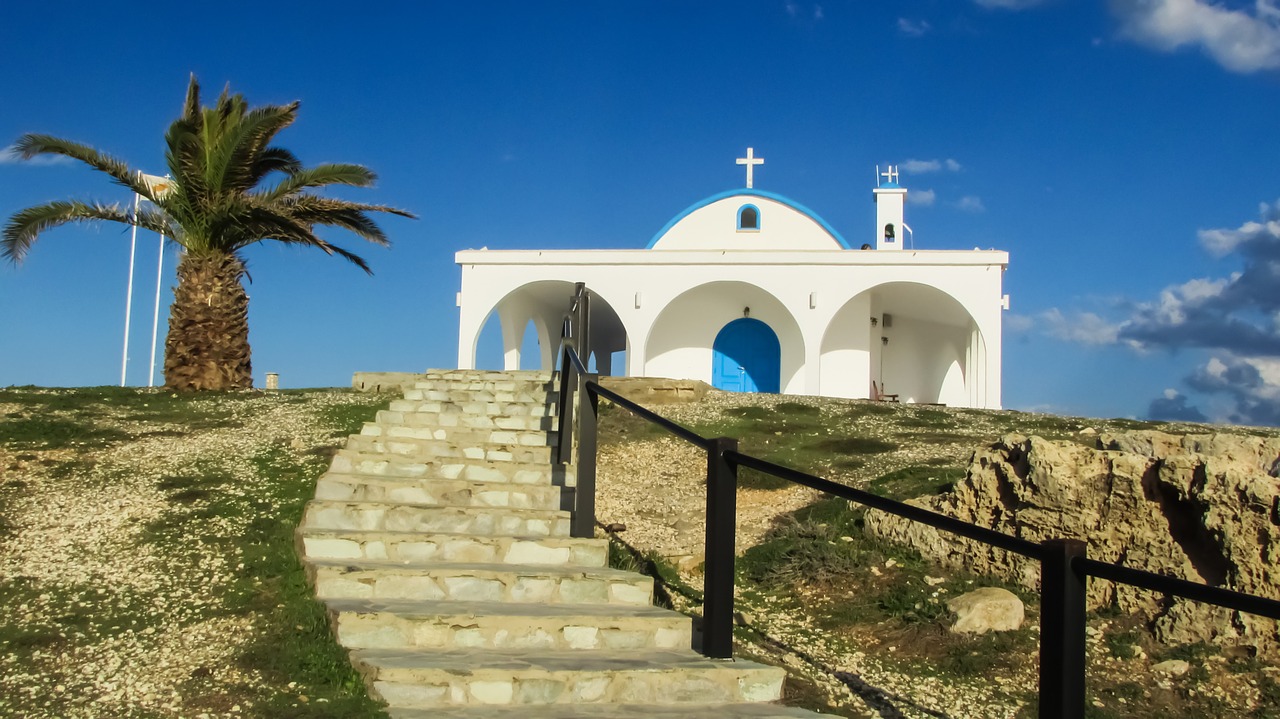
[874, 165, 906, 250]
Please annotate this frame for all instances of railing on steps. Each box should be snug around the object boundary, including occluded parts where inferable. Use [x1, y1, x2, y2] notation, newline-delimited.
[551, 284, 1280, 719]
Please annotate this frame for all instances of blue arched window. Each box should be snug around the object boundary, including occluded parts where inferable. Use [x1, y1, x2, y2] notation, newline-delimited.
[737, 204, 760, 231]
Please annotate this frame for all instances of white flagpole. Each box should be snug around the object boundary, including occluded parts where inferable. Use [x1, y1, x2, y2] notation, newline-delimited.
[120, 191, 140, 387]
[148, 231, 165, 387]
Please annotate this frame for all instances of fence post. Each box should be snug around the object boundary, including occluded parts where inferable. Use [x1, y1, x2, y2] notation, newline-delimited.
[702, 437, 739, 659]
[570, 373, 599, 539]
[1040, 538, 1088, 719]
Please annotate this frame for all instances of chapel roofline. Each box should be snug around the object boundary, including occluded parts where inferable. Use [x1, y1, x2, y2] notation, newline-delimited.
[456, 248, 1009, 268]
[646, 188, 851, 250]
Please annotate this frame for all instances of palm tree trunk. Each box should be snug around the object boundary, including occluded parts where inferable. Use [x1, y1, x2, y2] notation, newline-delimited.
[163, 252, 253, 391]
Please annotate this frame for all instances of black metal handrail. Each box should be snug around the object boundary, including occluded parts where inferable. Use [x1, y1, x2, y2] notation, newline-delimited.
[550, 286, 1280, 719]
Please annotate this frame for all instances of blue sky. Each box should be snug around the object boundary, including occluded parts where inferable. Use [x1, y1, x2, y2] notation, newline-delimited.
[2, 1, 1279, 425]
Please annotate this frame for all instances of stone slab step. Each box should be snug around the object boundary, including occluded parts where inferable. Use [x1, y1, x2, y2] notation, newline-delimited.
[298, 528, 606, 566]
[351, 648, 785, 708]
[306, 558, 653, 605]
[325, 598, 691, 651]
[412, 378, 554, 393]
[300, 501, 570, 536]
[330, 450, 570, 486]
[388, 704, 826, 718]
[402, 388, 555, 405]
[361, 423, 555, 448]
[388, 398, 552, 417]
[344, 435, 553, 465]
[422, 369, 552, 380]
[314, 474, 571, 511]
[379, 409, 553, 431]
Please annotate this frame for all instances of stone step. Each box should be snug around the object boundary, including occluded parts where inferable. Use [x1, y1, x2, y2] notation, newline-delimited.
[315, 474, 572, 511]
[422, 369, 553, 382]
[325, 598, 691, 651]
[388, 704, 826, 718]
[307, 559, 653, 605]
[344, 434, 554, 465]
[402, 387, 556, 405]
[360, 422, 555, 449]
[298, 528, 607, 566]
[330, 451, 569, 486]
[351, 648, 785, 708]
[412, 378, 554, 393]
[379, 408, 554, 431]
[300, 501, 571, 536]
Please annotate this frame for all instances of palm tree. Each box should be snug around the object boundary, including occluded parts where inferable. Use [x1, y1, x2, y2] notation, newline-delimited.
[3, 75, 414, 391]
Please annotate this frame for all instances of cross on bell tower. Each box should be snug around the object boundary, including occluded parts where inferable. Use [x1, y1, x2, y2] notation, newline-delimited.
[736, 147, 764, 189]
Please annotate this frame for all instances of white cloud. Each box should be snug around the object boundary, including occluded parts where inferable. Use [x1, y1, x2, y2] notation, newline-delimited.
[900, 157, 962, 174]
[1198, 199, 1280, 255]
[954, 195, 986, 212]
[907, 188, 936, 206]
[1183, 353, 1280, 424]
[901, 158, 940, 173]
[1111, 0, 1280, 73]
[897, 17, 932, 36]
[785, 2, 824, 20]
[0, 145, 72, 166]
[1006, 314, 1035, 332]
[974, 0, 1050, 8]
[1040, 308, 1122, 345]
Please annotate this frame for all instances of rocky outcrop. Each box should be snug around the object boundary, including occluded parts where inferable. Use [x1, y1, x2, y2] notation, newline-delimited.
[864, 431, 1280, 654]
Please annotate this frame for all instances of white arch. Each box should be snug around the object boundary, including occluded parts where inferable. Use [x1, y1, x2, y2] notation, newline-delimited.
[820, 281, 983, 406]
[461, 280, 628, 374]
[644, 280, 807, 393]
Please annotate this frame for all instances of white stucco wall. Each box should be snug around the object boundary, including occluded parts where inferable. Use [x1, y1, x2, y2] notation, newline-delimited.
[455, 187, 1007, 409]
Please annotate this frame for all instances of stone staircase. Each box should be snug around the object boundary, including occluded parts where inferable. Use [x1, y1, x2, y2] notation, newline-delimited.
[297, 369, 824, 717]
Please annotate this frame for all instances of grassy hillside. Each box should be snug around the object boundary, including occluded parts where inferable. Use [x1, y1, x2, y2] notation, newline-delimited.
[1, 385, 1277, 718]
[0, 387, 392, 719]
[594, 392, 1280, 719]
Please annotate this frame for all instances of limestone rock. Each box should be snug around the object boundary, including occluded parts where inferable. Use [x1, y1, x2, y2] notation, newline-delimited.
[946, 587, 1024, 634]
[1153, 659, 1191, 676]
[864, 431, 1280, 655]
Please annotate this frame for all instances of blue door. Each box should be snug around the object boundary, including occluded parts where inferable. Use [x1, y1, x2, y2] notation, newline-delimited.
[712, 318, 781, 393]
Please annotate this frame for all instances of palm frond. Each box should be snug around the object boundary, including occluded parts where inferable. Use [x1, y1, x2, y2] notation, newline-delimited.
[249, 147, 302, 183]
[13, 135, 147, 195]
[259, 164, 377, 201]
[205, 101, 299, 194]
[2, 200, 173, 264]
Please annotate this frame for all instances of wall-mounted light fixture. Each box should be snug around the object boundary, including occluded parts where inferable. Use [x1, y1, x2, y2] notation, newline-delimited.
[635, 292, 642, 309]
[881, 336, 889, 346]
[743, 307, 751, 318]
[809, 292, 817, 309]
[870, 316, 878, 327]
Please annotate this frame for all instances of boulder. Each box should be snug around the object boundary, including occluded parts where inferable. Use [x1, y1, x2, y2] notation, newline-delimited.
[947, 587, 1025, 634]
[864, 431, 1280, 655]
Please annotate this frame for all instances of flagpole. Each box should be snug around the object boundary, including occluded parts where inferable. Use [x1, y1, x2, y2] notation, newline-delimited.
[120, 191, 140, 387]
[148, 231, 165, 387]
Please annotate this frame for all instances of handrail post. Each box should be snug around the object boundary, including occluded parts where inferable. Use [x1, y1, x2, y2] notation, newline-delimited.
[702, 437, 739, 659]
[579, 288, 592, 372]
[571, 374, 599, 538]
[1040, 538, 1088, 719]
[556, 346, 576, 465]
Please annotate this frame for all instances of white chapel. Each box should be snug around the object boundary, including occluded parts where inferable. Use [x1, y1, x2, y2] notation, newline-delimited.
[455, 150, 1009, 408]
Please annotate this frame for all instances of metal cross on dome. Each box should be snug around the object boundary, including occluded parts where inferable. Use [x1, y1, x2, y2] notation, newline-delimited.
[737, 147, 764, 189]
